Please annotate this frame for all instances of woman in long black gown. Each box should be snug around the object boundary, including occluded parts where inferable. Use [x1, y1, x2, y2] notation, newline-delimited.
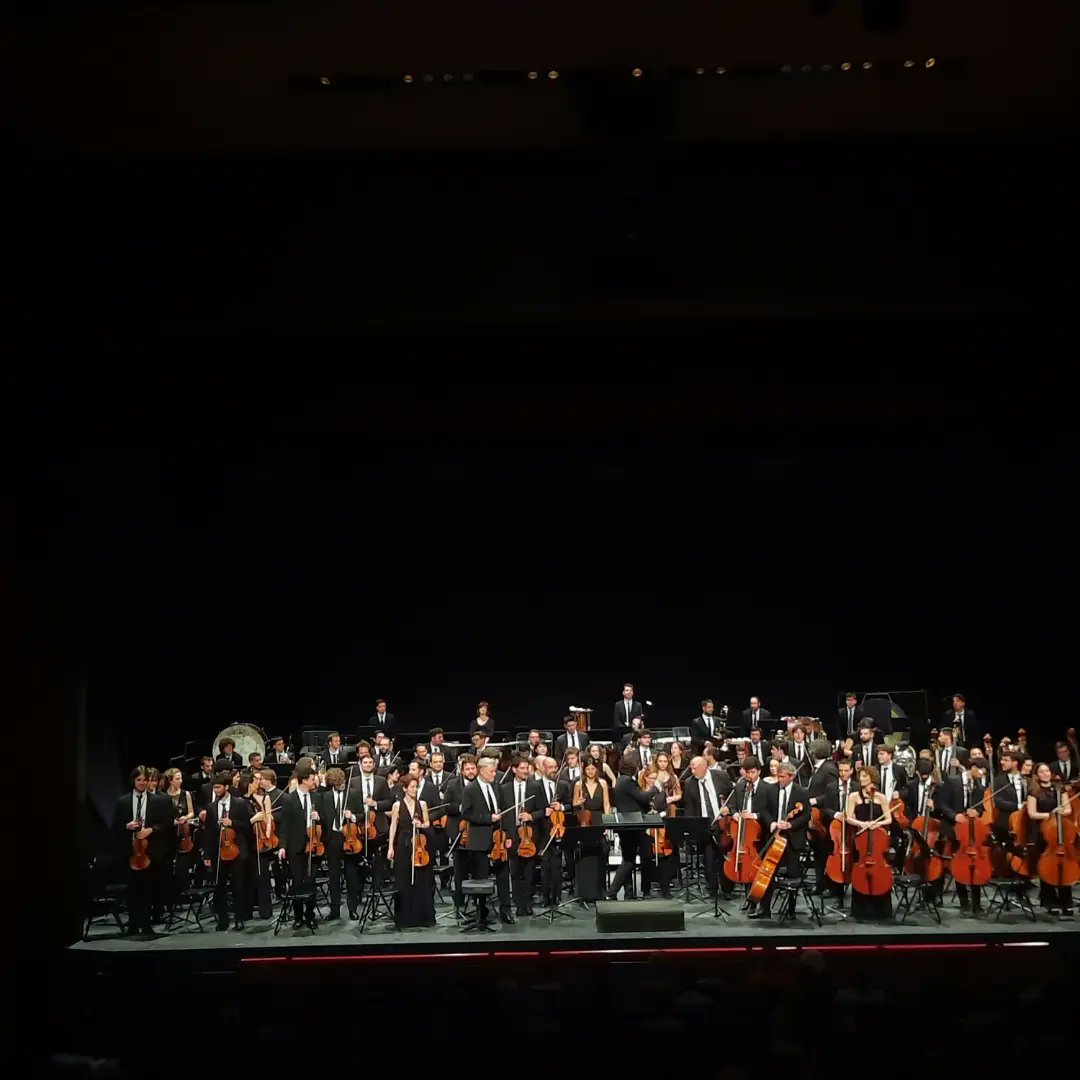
[845, 765, 893, 921]
[571, 761, 611, 901]
[1027, 763, 1076, 916]
[388, 776, 436, 929]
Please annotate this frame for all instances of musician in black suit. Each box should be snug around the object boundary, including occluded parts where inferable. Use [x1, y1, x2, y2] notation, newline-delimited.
[317, 767, 349, 919]
[683, 755, 736, 898]
[613, 683, 643, 739]
[938, 758, 990, 912]
[427, 729, 457, 770]
[1050, 741, 1077, 783]
[342, 752, 393, 918]
[443, 755, 477, 911]
[372, 733, 400, 772]
[268, 737, 293, 765]
[786, 724, 814, 785]
[277, 766, 320, 929]
[691, 699, 726, 751]
[745, 728, 771, 769]
[200, 772, 253, 931]
[605, 760, 660, 900]
[933, 728, 965, 778]
[940, 693, 975, 745]
[320, 733, 350, 770]
[370, 699, 396, 736]
[461, 757, 513, 924]
[992, 749, 1029, 857]
[812, 758, 856, 902]
[748, 763, 811, 919]
[852, 724, 881, 771]
[623, 729, 658, 773]
[533, 756, 572, 906]
[113, 766, 172, 936]
[502, 755, 542, 915]
[741, 696, 772, 732]
[189, 757, 215, 801]
[874, 745, 908, 802]
[836, 692, 865, 740]
[216, 739, 244, 771]
[554, 714, 590, 761]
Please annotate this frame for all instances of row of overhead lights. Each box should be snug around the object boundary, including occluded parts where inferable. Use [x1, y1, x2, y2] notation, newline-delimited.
[312, 58, 940, 87]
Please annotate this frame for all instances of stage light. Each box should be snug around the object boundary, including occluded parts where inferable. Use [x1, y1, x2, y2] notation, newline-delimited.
[841, 62, 852, 71]
[695, 68, 705, 75]
[527, 70, 538, 80]
[903, 59, 915, 68]
[443, 73, 453, 81]
[716, 66, 727, 75]
[631, 67, 643, 78]
[926, 57, 936, 68]
[862, 61, 873, 70]
[319, 76, 330, 86]
[403, 75, 414, 84]
[548, 70, 558, 80]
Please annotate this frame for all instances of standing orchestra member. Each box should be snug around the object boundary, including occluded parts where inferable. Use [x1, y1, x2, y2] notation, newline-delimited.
[470, 700, 495, 738]
[838, 692, 864, 740]
[742, 695, 772, 732]
[746, 728, 770, 769]
[388, 774, 435, 929]
[625, 728, 656, 773]
[461, 757, 514, 925]
[320, 733, 348, 770]
[319, 767, 349, 920]
[444, 754, 478, 912]
[427, 728, 456, 769]
[941, 693, 975, 745]
[504, 754, 541, 916]
[162, 767, 196, 905]
[344, 752, 393, 918]
[370, 698, 396, 736]
[788, 724, 812, 782]
[190, 756, 215, 799]
[854, 723, 879, 771]
[586, 742, 617, 786]
[691, 699, 725, 751]
[814, 757, 855, 906]
[614, 683, 643, 739]
[684, 755, 735, 900]
[269, 737, 292, 765]
[113, 766, 172, 937]
[669, 740, 691, 779]
[201, 771, 252, 932]
[605, 759, 660, 900]
[555, 714, 590, 759]
[571, 759, 611, 901]
[535, 756, 570, 906]
[1050, 740, 1077, 782]
[843, 765, 893, 921]
[935, 727, 965, 777]
[278, 766, 320, 930]
[1027, 763, 1075, 916]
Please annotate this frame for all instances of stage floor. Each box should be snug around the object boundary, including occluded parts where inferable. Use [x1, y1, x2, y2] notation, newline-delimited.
[72, 893, 1079, 963]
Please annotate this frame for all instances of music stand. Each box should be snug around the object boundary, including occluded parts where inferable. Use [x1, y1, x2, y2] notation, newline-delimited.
[548, 824, 610, 913]
[666, 816, 708, 903]
[357, 851, 394, 933]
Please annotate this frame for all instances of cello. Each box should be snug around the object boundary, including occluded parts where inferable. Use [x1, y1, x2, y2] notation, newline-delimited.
[723, 784, 762, 887]
[825, 810, 855, 886]
[905, 779, 945, 882]
[950, 781, 993, 890]
[747, 800, 804, 904]
[851, 805, 893, 898]
[1036, 782, 1079, 889]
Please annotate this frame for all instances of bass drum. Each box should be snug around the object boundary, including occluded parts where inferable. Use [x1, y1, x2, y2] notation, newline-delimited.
[212, 723, 267, 765]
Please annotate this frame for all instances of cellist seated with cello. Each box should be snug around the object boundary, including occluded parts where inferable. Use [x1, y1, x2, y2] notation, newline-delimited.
[746, 762, 811, 920]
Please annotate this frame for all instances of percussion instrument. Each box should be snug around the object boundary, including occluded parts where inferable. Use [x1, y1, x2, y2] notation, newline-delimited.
[212, 723, 266, 764]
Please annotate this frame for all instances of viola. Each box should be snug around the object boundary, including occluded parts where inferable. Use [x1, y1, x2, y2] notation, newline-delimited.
[458, 818, 470, 847]
[412, 828, 431, 868]
[342, 814, 363, 854]
[219, 822, 240, 862]
[548, 806, 566, 841]
[516, 820, 537, 858]
[490, 823, 509, 862]
[851, 812, 892, 896]
[305, 820, 324, 857]
[365, 808, 379, 841]
[253, 794, 278, 853]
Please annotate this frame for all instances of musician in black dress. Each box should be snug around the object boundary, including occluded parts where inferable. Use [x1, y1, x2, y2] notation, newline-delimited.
[1026, 763, 1075, 916]
[843, 765, 893, 921]
[388, 775, 436, 929]
[469, 701, 495, 738]
[571, 759, 610, 900]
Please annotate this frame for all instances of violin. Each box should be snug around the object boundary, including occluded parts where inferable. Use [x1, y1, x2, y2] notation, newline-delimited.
[490, 821, 509, 862]
[458, 818, 470, 847]
[305, 818, 324, 857]
[412, 826, 431, 868]
[342, 812, 363, 855]
[219, 820, 240, 862]
[175, 792, 194, 853]
[516, 820, 537, 858]
[548, 803, 566, 841]
[130, 821, 150, 871]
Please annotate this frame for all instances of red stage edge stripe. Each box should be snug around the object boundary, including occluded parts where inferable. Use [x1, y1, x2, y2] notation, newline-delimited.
[239, 940, 1044, 965]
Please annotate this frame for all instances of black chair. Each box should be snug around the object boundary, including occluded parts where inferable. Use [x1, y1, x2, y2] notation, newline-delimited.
[460, 879, 497, 933]
[273, 881, 319, 935]
[82, 858, 125, 941]
[893, 872, 942, 924]
[985, 876, 1037, 922]
[164, 858, 215, 933]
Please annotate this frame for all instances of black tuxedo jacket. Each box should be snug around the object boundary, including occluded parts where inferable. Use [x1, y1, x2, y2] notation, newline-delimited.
[818, 778, 857, 821]
[189, 771, 214, 797]
[346, 774, 392, 837]
[691, 715, 726, 748]
[940, 709, 976, 743]
[624, 748, 660, 773]
[744, 741, 771, 769]
[611, 774, 656, 815]
[934, 745, 966, 776]
[613, 699, 643, 736]
[875, 762, 909, 797]
[760, 783, 812, 851]
[113, 791, 173, 863]
[200, 795, 253, 861]
[992, 772, 1027, 814]
[428, 744, 457, 769]
[320, 747, 351, 770]
[807, 761, 839, 804]
[461, 780, 503, 852]
[369, 712, 396, 735]
[851, 741, 882, 771]
[318, 787, 352, 836]
[836, 706, 865, 740]
[279, 789, 321, 855]
[742, 708, 772, 731]
[682, 771, 734, 819]
[554, 731, 590, 760]
[531, 776, 572, 843]
[904, 777, 943, 820]
[1049, 759, 1077, 783]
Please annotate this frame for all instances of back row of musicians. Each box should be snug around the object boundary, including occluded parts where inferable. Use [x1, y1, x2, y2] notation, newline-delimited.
[115, 716, 1078, 936]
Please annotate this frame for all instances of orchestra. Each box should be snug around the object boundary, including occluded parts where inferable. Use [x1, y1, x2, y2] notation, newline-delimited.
[104, 696, 1079, 939]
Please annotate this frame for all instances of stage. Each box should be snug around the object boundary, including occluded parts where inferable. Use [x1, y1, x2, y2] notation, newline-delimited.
[71, 893, 1079, 970]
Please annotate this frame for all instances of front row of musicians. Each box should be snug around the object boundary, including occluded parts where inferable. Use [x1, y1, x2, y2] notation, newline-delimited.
[114, 739, 1076, 936]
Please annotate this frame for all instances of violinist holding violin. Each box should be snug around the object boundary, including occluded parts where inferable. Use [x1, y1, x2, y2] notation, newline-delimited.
[113, 765, 172, 937]
[501, 754, 542, 916]
[201, 772, 252, 931]
[387, 774, 436, 929]
[535, 756, 571, 907]
[461, 757, 515, 924]
[342, 752, 393, 920]
[278, 766, 320, 930]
